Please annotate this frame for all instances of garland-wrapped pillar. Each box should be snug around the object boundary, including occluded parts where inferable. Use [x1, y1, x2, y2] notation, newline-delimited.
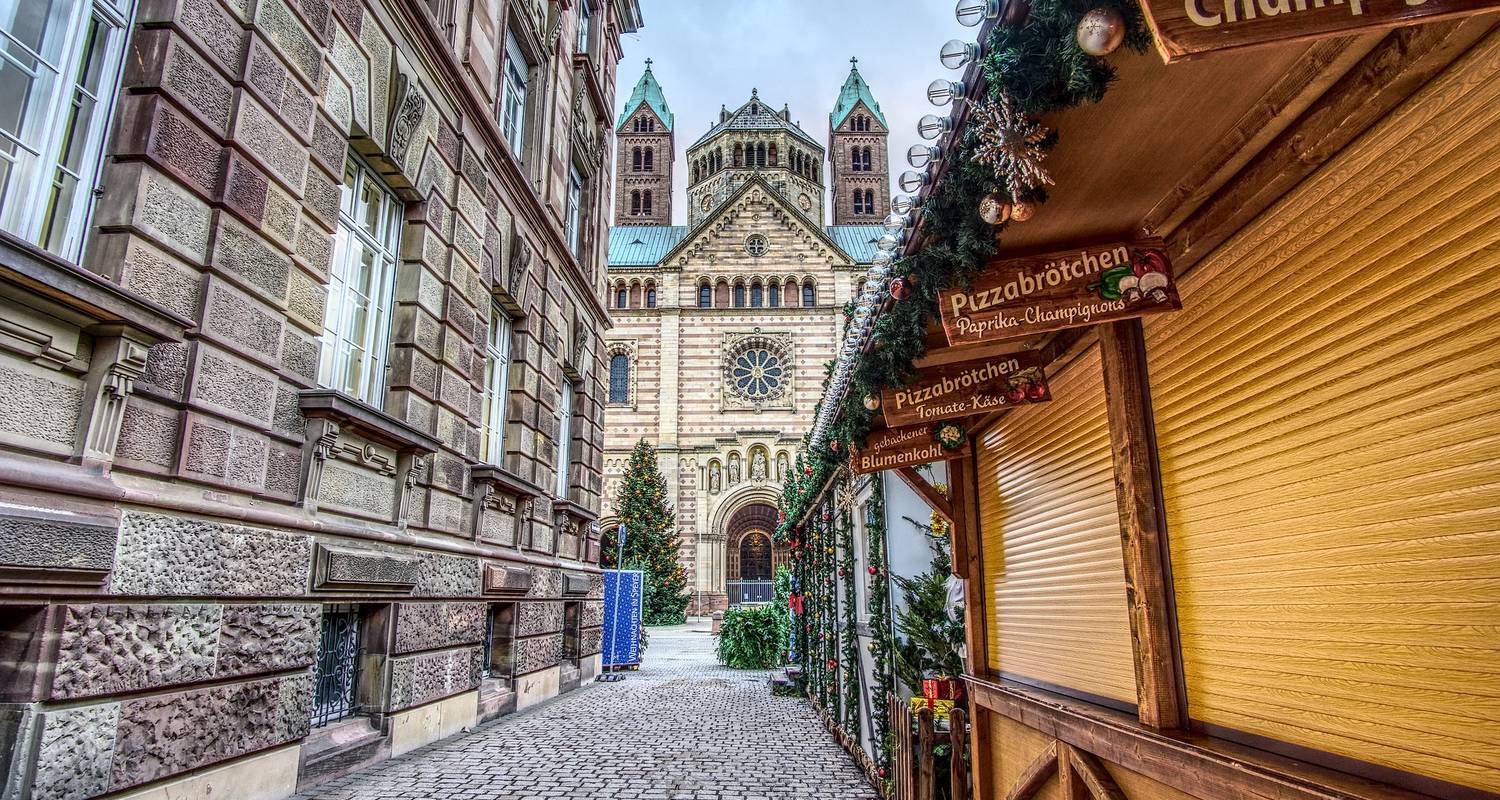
[865, 476, 895, 792]
[839, 497, 862, 739]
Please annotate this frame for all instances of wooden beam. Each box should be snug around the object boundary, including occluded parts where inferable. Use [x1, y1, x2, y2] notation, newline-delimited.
[966, 677, 1455, 800]
[1003, 741, 1059, 800]
[1099, 319, 1187, 731]
[1065, 745, 1128, 800]
[896, 466, 954, 523]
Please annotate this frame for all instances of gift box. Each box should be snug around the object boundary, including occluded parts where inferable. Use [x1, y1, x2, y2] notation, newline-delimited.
[909, 696, 955, 720]
[921, 677, 963, 701]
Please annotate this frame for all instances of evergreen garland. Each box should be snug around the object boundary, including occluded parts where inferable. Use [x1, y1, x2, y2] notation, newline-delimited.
[865, 478, 896, 793]
[776, 0, 1152, 537]
[839, 501, 861, 738]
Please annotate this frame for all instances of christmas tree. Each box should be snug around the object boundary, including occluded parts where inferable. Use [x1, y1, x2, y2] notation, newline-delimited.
[603, 438, 688, 625]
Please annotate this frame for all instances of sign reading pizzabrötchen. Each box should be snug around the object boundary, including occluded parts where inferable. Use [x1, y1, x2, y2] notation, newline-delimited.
[938, 240, 1180, 347]
[851, 421, 971, 475]
[1140, 0, 1500, 62]
[879, 350, 1050, 427]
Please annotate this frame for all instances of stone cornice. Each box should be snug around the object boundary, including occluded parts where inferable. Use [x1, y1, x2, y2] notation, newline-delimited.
[298, 390, 442, 454]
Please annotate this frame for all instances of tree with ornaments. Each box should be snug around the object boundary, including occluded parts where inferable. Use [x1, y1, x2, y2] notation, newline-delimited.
[603, 438, 688, 626]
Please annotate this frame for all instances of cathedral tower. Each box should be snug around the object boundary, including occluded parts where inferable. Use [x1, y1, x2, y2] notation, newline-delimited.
[828, 58, 890, 225]
[685, 89, 825, 229]
[615, 60, 674, 225]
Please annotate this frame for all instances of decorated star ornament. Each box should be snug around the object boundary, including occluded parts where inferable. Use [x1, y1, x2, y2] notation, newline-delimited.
[971, 92, 1055, 198]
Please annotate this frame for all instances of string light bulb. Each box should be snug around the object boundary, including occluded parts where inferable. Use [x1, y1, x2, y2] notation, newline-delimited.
[907, 144, 940, 169]
[926, 78, 966, 106]
[955, 0, 1000, 26]
[940, 39, 980, 69]
[917, 113, 952, 141]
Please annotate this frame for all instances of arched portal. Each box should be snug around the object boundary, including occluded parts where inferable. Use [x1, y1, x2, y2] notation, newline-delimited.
[725, 502, 783, 605]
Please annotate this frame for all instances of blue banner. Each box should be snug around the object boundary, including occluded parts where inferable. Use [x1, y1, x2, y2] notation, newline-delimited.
[602, 569, 643, 667]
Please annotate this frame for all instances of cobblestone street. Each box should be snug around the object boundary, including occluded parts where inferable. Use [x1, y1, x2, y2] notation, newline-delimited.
[297, 622, 879, 800]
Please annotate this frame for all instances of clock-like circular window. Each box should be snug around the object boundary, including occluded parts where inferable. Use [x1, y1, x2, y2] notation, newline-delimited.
[731, 347, 785, 400]
[745, 234, 769, 257]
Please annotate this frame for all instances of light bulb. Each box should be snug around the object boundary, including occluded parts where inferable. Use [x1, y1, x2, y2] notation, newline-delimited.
[940, 39, 979, 70]
[891, 195, 917, 215]
[907, 144, 939, 169]
[956, 0, 999, 26]
[926, 79, 965, 106]
[917, 113, 951, 141]
[882, 212, 909, 234]
[898, 170, 927, 193]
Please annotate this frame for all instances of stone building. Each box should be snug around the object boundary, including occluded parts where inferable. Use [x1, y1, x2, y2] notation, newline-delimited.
[0, 0, 640, 797]
[603, 63, 888, 614]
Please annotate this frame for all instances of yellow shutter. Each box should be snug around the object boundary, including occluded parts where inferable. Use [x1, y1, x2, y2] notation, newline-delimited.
[1144, 32, 1500, 794]
[976, 343, 1136, 705]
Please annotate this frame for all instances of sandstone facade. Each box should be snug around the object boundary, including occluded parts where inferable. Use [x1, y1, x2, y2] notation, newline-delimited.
[0, 0, 640, 797]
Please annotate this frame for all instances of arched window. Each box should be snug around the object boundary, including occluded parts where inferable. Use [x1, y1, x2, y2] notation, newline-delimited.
[783, 279, 798, 307]
[768, 280, 780, 308]
[750, 102, 759, 115]
[715, 280, 730, 307]
[608, 354, 630, 404]
[643, 148, 653, 171]
[861, 147, 872, 171]
[750, 282, 763, 308]
[734, 283, 746, 308]
[756, 143, 766, 167]
[643, 190, 653, 215]
[733, 143, 743, 167]
[632, 146, 642, 171]
[853, 189, 866, 214]
[630, 190, 641, 215]
[629, 282, 642, 309]
[864, 189, 876, 214]
[699, 283, 712, 308]
[645, 118, 654, 132]
[616, 286, 627, 308]
[646, 285, 656, 308]
[769, 144, 777, 165]
[802, 282, 815, 307]
[850, 148, 860, 171]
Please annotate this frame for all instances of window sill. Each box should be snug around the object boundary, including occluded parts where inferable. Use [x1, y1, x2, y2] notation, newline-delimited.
[298, 390, 441, 454]
[552, 497, 598, 523]
[471, 464, 546, 498]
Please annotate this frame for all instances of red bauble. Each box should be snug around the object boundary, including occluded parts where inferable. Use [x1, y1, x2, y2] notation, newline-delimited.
[890, 277, 910, 301]
[867, 565, 878, 575]
[838, 568, 846, 577]
[878, 768, 887, 778]
[830, 440, 839, 452]
[804, 465, 813, 476]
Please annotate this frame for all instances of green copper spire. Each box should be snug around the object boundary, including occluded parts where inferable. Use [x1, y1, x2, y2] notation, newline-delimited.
[616, 59, 674, 132]
[829, 57, 887, 130]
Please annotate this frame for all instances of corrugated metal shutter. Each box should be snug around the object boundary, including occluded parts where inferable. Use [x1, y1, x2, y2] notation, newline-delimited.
[1144, 32, 1500, 794]
[976, 343, 1137, 706]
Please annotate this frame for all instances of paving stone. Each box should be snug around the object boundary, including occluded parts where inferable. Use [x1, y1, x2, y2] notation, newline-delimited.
[292, 623, 879, 800]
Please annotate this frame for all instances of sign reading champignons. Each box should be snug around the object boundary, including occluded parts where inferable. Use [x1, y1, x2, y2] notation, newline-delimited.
[1141, 0, 1500, 62]
[850, 422, 971, 475]
[879, 350, 1050, 428]
[938, 240, 1181, 347]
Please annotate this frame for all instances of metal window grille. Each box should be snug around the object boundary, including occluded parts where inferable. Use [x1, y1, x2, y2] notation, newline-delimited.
[312, 606, 362, 726]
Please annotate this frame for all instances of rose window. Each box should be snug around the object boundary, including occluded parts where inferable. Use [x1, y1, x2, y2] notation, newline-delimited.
[731, 348, 785, 400]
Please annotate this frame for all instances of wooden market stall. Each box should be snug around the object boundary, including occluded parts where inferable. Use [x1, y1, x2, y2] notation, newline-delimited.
[931, 12, 1500, 800]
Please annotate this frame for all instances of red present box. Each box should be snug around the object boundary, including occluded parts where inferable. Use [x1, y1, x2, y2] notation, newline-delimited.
[921, 678, 963, 701]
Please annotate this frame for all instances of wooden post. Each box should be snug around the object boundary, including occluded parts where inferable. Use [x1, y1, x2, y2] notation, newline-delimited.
[1099, 319, 1187, 731]
[917, 707, 936, 800]
[949, 706, 971, 800]
[893, 694, 913, 800]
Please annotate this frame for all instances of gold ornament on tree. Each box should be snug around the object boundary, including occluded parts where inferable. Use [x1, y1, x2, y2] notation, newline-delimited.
[972, 93, 1054, 198]
[1011, 201, 1036, 222]
[978, 193, 1012, 225]
[1076, 7, 1126, 56]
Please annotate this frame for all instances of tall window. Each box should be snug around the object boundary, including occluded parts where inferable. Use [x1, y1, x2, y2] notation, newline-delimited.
[862, 147, 873, 171]
[501, 31, 528, 157]
[733, 283, 746, 308]
[631, 147, 641, 171]
[565, 165, 582, 257]
[555, 382, 574, 498]
[864, 189, 875, 215]
[483, 604, 515, 686]
[768, 281, 780, 308]
[630, 190, 640, 215]
[850, 149, 860, 171]
[698, 283, 712, 308]
[853, 190, 867, 215]
[319, 156, 401, 404]
[616, 286, 627, 308]
[481, 304, 512, 464]
[642, 190, 653, 215]
[312, 606, 363, 726]
[574, 0, 590, 54]
[643, 148, 653, 171]
[750, 283, 762, 308]
[608, 354, 629, 404]
[0, 0, 131, 259]
[802, 282, 815, 307]
[645, 285, 656, 308]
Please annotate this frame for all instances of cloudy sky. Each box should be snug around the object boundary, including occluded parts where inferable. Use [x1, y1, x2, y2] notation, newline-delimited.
[612, 0, 971, 225]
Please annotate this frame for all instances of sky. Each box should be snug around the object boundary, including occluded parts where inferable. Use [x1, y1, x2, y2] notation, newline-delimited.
[612, 0, 972, 226]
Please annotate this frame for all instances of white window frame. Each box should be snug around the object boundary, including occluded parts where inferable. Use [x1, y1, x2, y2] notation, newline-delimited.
[574, 0, 591, 55]
[481, 303, 513, 464]
[555, 381, 573, 498]
[0, 0, 132, 260]
[565, 164, 582, 257]
[501, 31, 529, 158]
[318, 154, 401, 405]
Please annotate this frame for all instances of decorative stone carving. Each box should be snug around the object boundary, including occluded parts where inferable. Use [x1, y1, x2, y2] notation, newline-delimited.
[313, 542, 419, 592]
[708, 461, 721, 494]
[751, 451, 768, 482]
[108, 674, 311, 790]
[387, 72, 427, 172]
[79, 336, 152, 464]
[387, 646, 483, 711]
[51, 604, 220, 700]
[727, 452, 741, 486]
[777, 452, 790, 481]
[111, 511, 310, 597]
[483, 562, 534, 596]
[0, 508, 115, 586]
[393, 602, 487, 654]
[298, 390, 440, 524]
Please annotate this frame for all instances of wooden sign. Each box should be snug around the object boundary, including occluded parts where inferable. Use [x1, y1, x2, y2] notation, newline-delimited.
[879, 350, 1050, 427]
[851, 421, 971, 475]
[1140, 0, 1500, 62]
[938, 240, 1180, 347]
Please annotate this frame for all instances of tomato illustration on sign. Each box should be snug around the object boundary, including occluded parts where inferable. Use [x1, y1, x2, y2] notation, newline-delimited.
[1094, 247, 1171, 303]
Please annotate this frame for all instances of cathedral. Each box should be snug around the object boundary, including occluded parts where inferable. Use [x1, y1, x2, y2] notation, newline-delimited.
[602, 60, 891, 613]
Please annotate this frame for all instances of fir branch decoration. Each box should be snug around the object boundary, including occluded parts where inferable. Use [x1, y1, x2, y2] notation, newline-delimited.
[839, 503, 862, 738]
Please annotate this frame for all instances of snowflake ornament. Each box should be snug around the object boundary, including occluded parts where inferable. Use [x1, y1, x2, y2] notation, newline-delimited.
[971, 92, 1054, 197]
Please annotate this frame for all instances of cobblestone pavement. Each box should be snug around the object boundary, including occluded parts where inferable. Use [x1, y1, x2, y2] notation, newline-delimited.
[297, 621, 879, 800]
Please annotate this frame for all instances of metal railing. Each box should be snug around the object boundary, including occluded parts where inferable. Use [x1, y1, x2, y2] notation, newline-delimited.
[727, 579, 774, 606]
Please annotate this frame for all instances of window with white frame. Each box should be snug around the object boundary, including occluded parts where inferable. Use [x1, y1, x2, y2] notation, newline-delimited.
[0, 0, 131, 260]
[565, 164, 582, 258]
[501, 31, 529, 158]
[481, 303, 513, 464]
[555, 382, 574, 498]
[318, 155, 401, 404]
[574, 0, 591, 55]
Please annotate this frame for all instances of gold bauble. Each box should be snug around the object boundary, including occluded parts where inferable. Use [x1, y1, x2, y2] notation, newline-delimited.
[1011, 201, 1036, 222]
[978, 193, 1012, 225]
[1076, 7, 1126, 56]
[863, 394, 881, 411]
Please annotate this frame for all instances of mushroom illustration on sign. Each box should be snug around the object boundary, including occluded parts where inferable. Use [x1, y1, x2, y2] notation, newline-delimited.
[1115, 248, 1172, 304]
